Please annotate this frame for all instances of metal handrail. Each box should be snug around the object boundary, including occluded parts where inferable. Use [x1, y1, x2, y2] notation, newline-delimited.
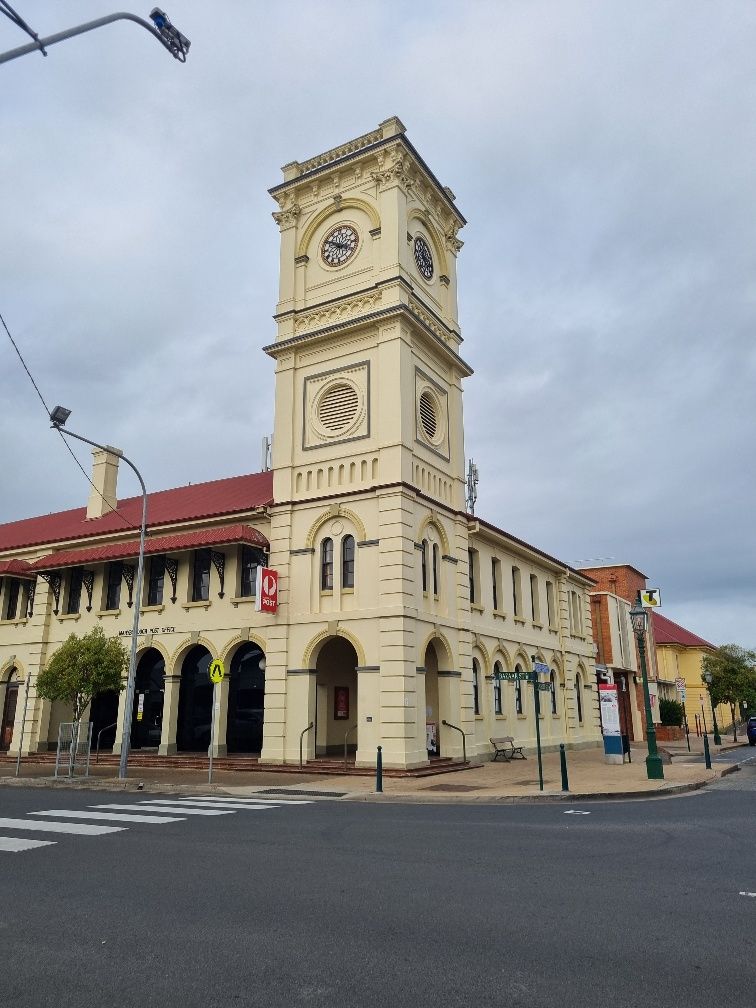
[299, 722, 314, 769]
[343, 724, 358, 770]
[441, 719, 467, 764]
[95, 722, 118, 763]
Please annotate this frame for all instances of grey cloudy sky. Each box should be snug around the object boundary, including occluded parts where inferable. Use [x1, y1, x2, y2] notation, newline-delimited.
[1, 1, 754, 646]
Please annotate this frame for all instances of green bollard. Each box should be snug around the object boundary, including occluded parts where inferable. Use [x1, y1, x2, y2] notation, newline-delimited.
[703, 733, 711, 770]
[559, 743, 569, 792]
[376, 745, 383, 793]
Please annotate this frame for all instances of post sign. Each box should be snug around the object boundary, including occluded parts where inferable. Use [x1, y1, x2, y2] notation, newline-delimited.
[640, 589, 662, 608]
[599, 683, 623, 763]
[255, 567, 279, 613]
[334, 686, 349, 720]
[209, 659, 225, 684]
[675, 677, 687, 701]
[136, 692, 145, 722]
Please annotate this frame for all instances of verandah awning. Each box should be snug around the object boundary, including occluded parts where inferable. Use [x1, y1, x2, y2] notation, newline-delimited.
[30, 522, 269, 572]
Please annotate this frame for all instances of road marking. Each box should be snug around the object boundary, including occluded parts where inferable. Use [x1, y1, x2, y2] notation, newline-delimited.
[0, 817, 124, 835]
[0, 836, 57, 852]
[29, 810, 186, 824]
[93, 804, 234, 816]
[139, 800, 277, 811]
[563, 810, 591, 815]
[738, 891, 756, 897]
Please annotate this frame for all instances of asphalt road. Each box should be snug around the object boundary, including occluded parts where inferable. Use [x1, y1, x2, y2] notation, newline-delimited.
[0, 766, 754, 1008]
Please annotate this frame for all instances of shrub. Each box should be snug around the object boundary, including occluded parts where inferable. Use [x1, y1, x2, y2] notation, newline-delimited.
[659, 697, 684, 727]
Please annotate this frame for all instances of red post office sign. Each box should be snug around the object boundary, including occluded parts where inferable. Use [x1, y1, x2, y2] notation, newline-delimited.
[334, 686, 349, 720]
[255, 566, 279, 613]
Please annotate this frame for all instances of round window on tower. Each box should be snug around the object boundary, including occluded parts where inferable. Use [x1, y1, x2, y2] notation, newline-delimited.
[316, 381, 360, 435]
[418, 389, 439, 442]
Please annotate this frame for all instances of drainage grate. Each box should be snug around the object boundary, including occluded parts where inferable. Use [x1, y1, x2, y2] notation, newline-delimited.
[255, 788, 347, 798]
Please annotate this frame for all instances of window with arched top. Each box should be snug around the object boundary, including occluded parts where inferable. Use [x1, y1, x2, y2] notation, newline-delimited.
[321, 538, 334, 591]
[575, 672, 584, 723]
[472, 658, 481, 716]
[341, 535, 355, 589]
[514, 663, 524, 715]
[421, 540, 429, 593]
[550, 670, 557, 715]
[493, 661, 503, 715]
[432, 543, 439, 597]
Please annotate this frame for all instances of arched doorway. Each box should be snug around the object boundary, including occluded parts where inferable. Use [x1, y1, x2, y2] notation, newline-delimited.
[424, 643, 442, 757]
[1, 669, 19, 751]
[177, 645, 212, 752]
[131, 648, 165, 749]
[227, 642, 266, 754]
[90, 689, 120, 752]
[315, 637, 358, 758]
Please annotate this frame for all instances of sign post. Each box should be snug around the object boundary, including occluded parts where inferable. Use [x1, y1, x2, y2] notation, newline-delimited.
[208, 659, 225, 784]
[598, 683, 623, 764]
[532, 659, 550, 791]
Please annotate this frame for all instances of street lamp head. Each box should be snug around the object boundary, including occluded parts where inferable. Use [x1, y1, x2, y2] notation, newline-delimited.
[629, 594, 648, 636]
[703, 671, 712, 684]
[49, 405, 71, 426]
[149, 8, 190, 59]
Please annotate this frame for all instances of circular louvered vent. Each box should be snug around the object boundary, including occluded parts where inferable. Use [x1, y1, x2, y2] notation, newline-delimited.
[419, 390, 438, 440]
[318, 383, 359, 433]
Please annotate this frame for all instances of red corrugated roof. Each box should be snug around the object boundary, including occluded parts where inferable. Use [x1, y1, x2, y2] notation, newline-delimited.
[0, 471, 273, 553]
[0, 558, 35, 577]
[652, 611, 714, 650]
[32, 523, 268, 571]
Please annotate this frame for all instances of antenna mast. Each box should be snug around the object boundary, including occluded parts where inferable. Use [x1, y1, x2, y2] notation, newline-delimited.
[466, 459, 479, 514]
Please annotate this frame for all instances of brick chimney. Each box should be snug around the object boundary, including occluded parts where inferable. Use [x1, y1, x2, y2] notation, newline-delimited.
[86, 447, 122, 519]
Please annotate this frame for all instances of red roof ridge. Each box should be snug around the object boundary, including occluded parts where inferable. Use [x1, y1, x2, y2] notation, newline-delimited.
[651, 611, 714, 650]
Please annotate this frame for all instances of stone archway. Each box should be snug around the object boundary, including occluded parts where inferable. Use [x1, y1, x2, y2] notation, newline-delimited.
[226, 642, 266, 754]
[130, 648, 165, 750]
[177, 645, 212, 752]
[422, 638, 459, 759]
[314, 637, 358, 758]
[0, 667, 19, 752]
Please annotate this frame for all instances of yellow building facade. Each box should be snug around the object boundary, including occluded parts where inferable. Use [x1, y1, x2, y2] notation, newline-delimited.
[0, 119, 601, 770]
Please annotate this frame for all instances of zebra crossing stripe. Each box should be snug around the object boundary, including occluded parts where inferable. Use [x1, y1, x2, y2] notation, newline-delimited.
[138, 800, 277, 810]
[186, 796, 314, 805]
[0, 836, 57, 852]
[29, 810, 185, 824]
[0, 817, 124, 835]
[93, 804, 233, 816]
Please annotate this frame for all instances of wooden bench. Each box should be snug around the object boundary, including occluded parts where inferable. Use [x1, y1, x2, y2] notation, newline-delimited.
[490, 736, 526, 762]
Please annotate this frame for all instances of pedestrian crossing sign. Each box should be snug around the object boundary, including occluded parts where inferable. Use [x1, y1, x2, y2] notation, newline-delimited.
[209, 659, 225, 684]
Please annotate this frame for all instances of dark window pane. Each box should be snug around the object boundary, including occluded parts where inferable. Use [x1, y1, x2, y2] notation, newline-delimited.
[147, 555, 165, 606]
[192, 549, 211, 602]
[468, 549, 475, 603]
[432, 545, 439, 596]
[421, 541, 428, 593]
[67, 568, 83, 614]
[240, 546, 258, 598]
[4, 578, 20, 621]
[106, 562, 122, 610]
[321, 538, 333, 591]
[342, 535, 355, 589]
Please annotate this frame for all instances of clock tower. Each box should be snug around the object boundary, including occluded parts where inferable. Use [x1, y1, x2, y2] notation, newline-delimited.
[262, 118, 476, 769]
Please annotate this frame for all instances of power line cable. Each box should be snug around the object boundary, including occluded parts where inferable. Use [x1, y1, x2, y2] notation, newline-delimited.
[1, 311, 136, 529]
[0, 1, 47, 55]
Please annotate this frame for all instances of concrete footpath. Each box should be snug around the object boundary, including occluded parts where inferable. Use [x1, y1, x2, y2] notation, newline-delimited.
[0, 738, 749, 803]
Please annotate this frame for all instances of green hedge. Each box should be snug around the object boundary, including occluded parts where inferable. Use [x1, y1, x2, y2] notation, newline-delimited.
[659, 698, 684, 727]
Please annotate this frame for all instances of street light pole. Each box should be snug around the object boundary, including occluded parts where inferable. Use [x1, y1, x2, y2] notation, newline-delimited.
[50, 408, 147, 780]
[630, 595, 664, 781]
[0, 8, 190, 66]
[702, 671, 722, 746]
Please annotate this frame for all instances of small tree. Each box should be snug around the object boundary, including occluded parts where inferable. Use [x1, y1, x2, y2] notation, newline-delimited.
[701, 645, 756, 714]
[659, 698, 684, 727]
[36, 626, 127, 731]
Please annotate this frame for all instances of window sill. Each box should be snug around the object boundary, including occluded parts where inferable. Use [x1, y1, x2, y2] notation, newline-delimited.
[58, 612, 81, 621]
[230, 595, 256, 606]
[513, 616, 526, 625]
[494, 714, 506, 719]
[471, 603, 484, 614]
[492, 609, 507, 620]
[532, 622, 543, 630]
[183, 600, 211, 610]
[97, 609, 121, 618]
[548, 626, 559, 635]
[320, 590, 333, 597]
[0, 616, 28, 627]
[516, 713, 527, 720]
[342, 588, 354, 595]
[140, 604, 165, 615]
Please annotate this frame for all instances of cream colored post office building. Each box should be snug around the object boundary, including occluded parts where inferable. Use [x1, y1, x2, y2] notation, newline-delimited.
[0, 119, 600, 770]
